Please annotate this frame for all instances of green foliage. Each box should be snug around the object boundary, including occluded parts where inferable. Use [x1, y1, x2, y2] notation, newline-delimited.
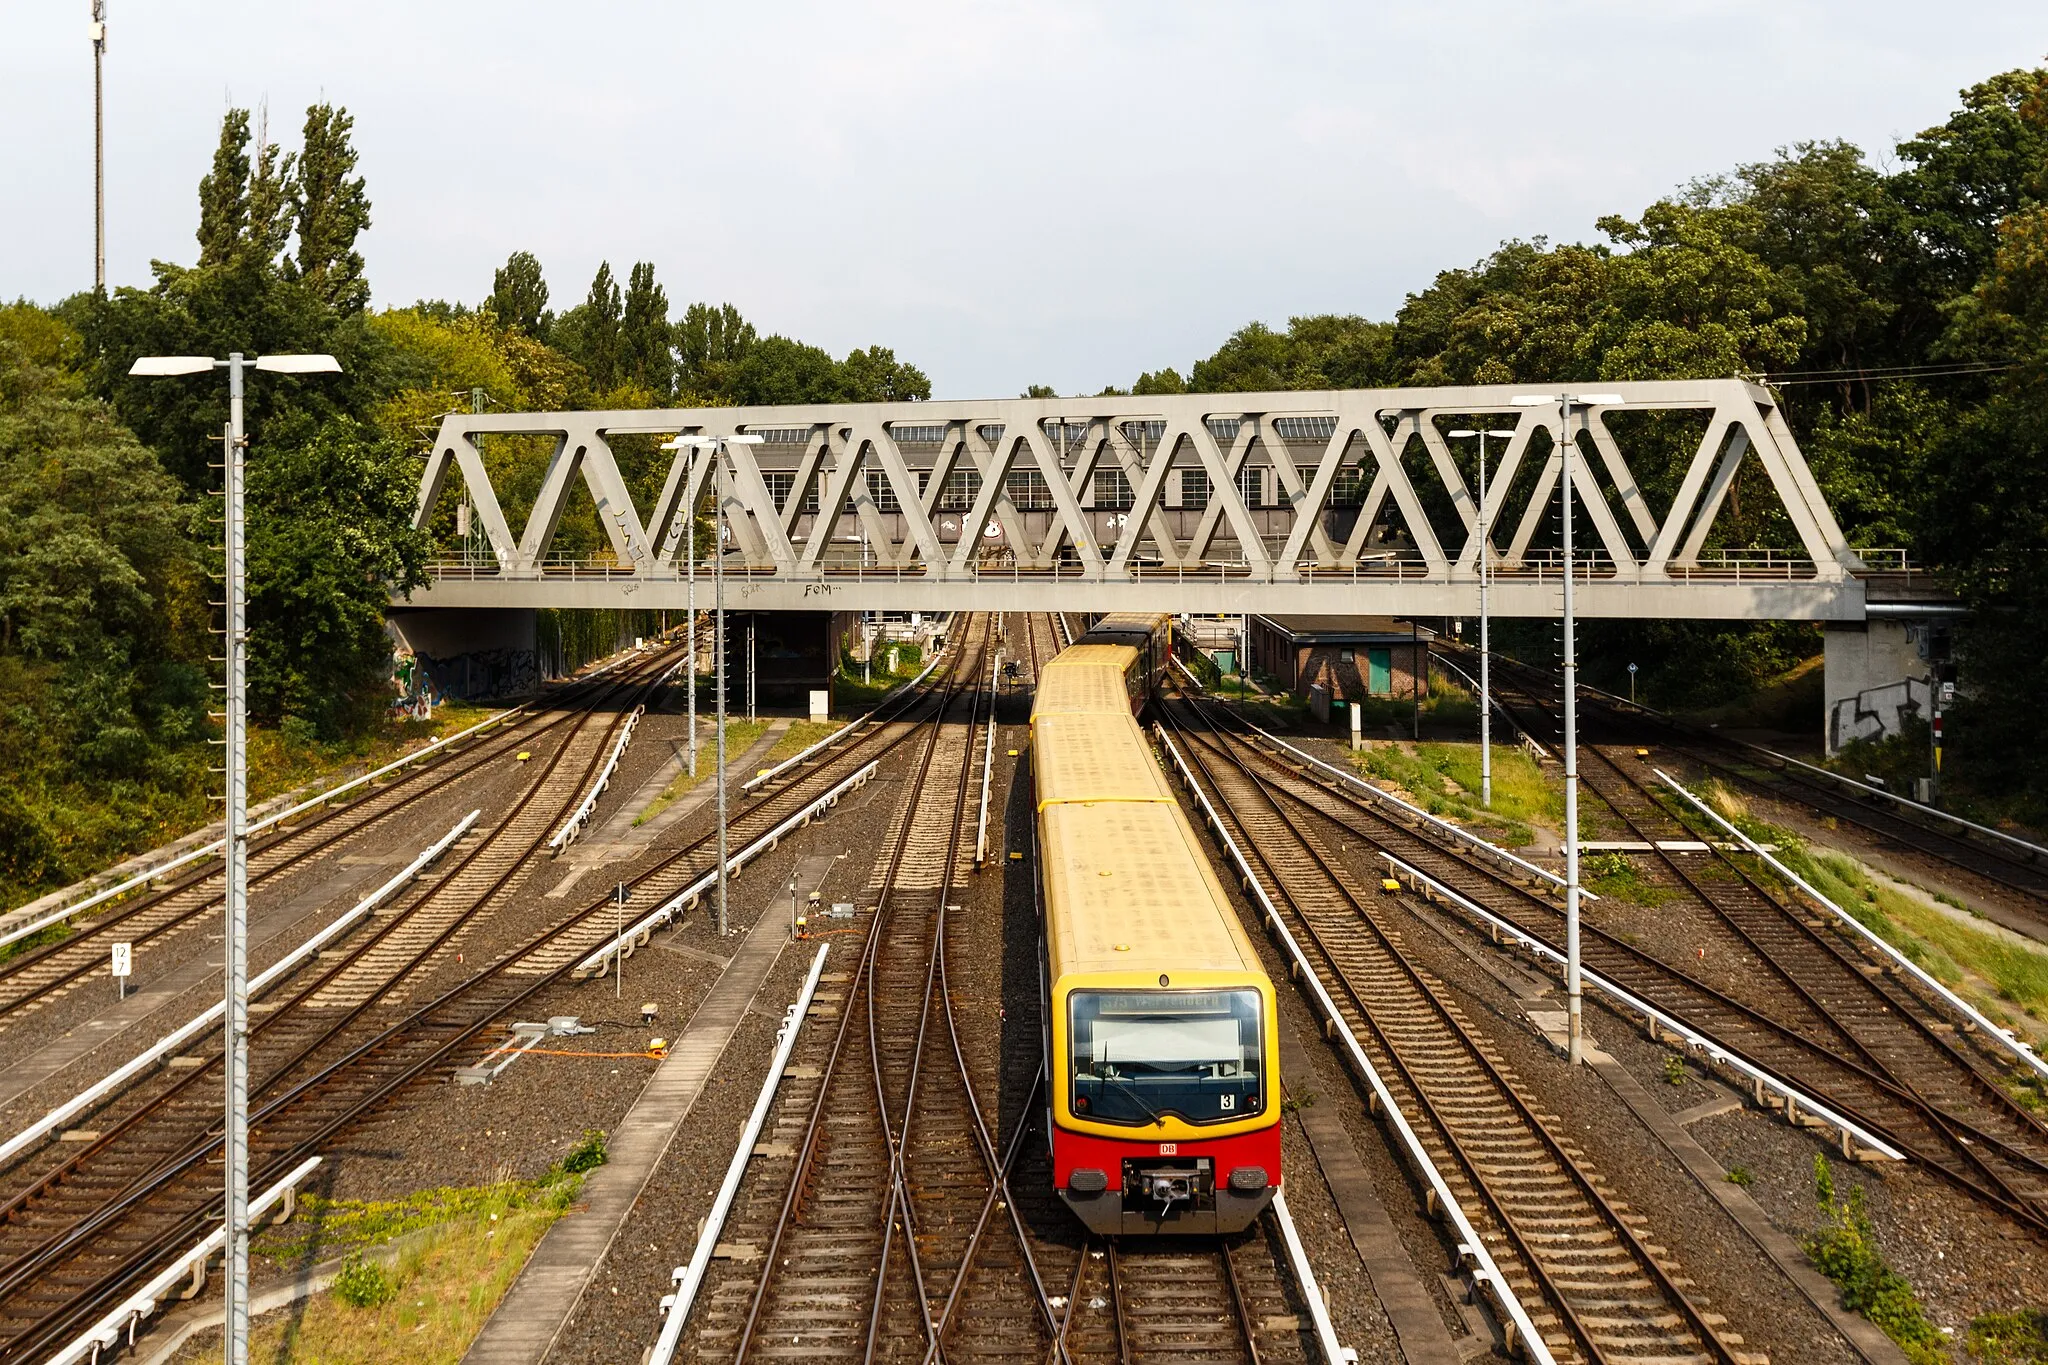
[1805, 1156, 1947, 1363]
[553, 261, 622, 391]
[618, 262, 673, 396]
[486, 252, 552, 338]
[561, 1129, 608, 1174]
[1968, 1308, 2048, 1363]
[333, 1253, 398, 1308]
[1662, 1054, 1688, 1086]
[246, 417, 431, 737]
[1021, 383, 1057, 398]
[1725, 1164, 1754, 1188]
[675, 301, 756, 397]
[1350, 741, 1558, 848]
[1182, 315, 1394, 393]
[291, 104, 373, 314]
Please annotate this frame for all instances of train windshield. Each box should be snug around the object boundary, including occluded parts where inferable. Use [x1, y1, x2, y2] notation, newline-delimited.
[1069, 989, 1263, 1126]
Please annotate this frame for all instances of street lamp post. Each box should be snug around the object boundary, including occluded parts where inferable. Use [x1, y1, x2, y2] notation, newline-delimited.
[128, 351, 341, 1365]
[663, 434, 762, 936]
[1450, 427, 1515, 808]
[1512, 392, 1621, 1067]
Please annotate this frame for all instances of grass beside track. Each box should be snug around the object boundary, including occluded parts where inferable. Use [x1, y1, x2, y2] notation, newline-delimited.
[1696, 780, 2048, 1052]
[1346, 739, 1562, 848]
[176, 1149, 604, 1365]
[632, 719, 771, 827]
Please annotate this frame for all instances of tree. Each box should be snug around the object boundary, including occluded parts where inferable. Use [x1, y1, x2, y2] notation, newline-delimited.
[291, 104, 372, 315]
[841, 346, 930, 402]
[246, 416, 430, 737]
[554, 262, 623, 391]
[487, 251, 552, 338]
[617, 262, 673, 397]
[1132, 367, 1185, 395]
[1021, 383, 1057, 398]
[676, 302, 756, 398]
[730, 336, 841, 405]
[196, 110, 252, 268]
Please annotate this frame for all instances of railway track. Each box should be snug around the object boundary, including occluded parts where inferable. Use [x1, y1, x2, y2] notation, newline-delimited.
[1193, 679, 2048, 1238]
[1164, 701, 1748, 1365]
[1452, 646, 2048, 914]
[694, 612, 1051, 1361]
[0, 628, 986, 1360]
[0, 651, 668, 1032]
[1484, 670, 2048, 1218]
[690, 616, 1315, 1363]
[1634, 727, 2048, 914]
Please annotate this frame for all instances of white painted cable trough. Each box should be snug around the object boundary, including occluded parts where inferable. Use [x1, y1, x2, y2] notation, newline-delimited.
[547, 705, 643, 852]
[1155, 725, 1520, 1365]
[1373, 844, 1905, 1162]
[1659, 769, 2048, 1084]
[46, 1155, 322, 1365]
[573, 762, 877, 979]
[0, 812, 478, 1169]
[648, 944, 829, 1365]
[740, 644, 946, 794]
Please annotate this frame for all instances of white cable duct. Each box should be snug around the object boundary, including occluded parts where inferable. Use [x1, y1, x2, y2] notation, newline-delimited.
[1271, 1191, 1356, 1365]
[547, 706, 643, 853]
[47, 1155, 323, 1365]
[1153, 725, 1544, 1365]
[0, 813, 478, 1169]
[648, 944, 830, 1365]
[1657, 769, 2048, 1084]
[1373, 844, 1905, 1161]
[741, 643, 946, 794]
[573, 763, 877, 979]
[1192, 679, 1592, 903]
[0, 694, 540, 953]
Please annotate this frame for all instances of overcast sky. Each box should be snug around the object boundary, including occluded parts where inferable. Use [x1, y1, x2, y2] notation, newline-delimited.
[3, 2, 2042, 398]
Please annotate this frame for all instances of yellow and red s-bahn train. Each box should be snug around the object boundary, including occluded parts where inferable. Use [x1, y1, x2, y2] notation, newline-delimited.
[1033, 613, 1281, 1235]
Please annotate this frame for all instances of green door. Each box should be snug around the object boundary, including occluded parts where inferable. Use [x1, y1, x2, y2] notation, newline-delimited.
[1367, 647, 1392, 695]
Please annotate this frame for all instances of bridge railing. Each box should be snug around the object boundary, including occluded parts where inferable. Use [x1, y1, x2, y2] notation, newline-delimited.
[421, 545, 1836, 586]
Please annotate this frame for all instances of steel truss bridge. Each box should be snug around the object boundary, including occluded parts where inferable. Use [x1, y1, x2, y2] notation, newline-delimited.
[403, 381, 1893, 620]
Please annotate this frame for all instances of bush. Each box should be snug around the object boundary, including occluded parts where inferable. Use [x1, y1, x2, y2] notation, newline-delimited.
[1968, 1309, 2048, 1363]
[562, 1129, 607, 1174]
[332, 1253, 396, 1308]
[1804, 1156, 1946, 1364]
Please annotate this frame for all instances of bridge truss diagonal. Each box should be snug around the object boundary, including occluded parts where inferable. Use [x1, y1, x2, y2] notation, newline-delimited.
[405, 381, 1874, 619]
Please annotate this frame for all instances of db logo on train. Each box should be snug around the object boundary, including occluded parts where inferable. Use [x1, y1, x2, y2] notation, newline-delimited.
[1158, 1143, 1177, 1156]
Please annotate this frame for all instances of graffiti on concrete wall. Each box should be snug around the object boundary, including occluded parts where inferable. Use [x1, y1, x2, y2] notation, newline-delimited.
[1829, 677, 1927, 752]
[414, 648, 541, 702]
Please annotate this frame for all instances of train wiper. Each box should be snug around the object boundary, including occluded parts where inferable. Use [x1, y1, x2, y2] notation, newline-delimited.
[1101, 1045, 1166, 1127]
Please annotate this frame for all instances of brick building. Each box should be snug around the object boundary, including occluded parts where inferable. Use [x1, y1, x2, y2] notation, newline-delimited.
[1247, 615, 1436, 702]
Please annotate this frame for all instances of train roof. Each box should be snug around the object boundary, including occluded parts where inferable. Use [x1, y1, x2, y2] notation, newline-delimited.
[1031, 646, 1135, 719]
[1040, 799, 1256, 978]
[1034, 713, 1173, 807]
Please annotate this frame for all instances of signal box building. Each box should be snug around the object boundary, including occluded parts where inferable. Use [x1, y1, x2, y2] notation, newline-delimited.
[1247, 615, 1435, 702]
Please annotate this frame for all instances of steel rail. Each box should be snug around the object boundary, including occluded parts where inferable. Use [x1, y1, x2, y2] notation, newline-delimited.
[0, 655, 658, 1024]
[0, 653, 685, 1354]
[0, 630, 964, 1360]
[864, 615, 998, 1361]
[1153, 723, 1554, 1365]
[1216, 687, 2048, 1232]
[0, 642, 651, 954]
[1661, 769, 2048, 1083]
[1165, 708, 1739, 1365]
[728, 618, 992, 1364]
[649, 943, 831, 1364]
